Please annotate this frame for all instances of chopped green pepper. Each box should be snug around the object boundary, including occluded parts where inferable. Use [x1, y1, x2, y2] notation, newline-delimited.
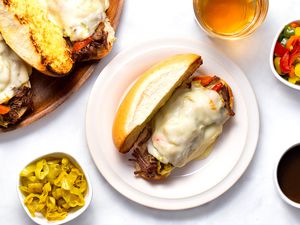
[280, 38, 289, 46]
[284, 25, 295, 38]
[278, 32, 285, 42]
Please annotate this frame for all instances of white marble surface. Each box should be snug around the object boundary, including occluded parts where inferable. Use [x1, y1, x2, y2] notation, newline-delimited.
[1, 0, 300, 224]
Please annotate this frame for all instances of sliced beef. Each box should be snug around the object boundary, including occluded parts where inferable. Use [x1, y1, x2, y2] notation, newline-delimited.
[72, 22, 109, 62]
[129, 126, 162, 180]
[1, 86, 32, 126]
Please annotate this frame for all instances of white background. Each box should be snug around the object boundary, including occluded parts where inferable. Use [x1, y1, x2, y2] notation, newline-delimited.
[1, 0, 300, 224]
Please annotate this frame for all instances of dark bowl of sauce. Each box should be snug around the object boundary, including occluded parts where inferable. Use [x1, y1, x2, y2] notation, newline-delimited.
[275, 143, 300, 208]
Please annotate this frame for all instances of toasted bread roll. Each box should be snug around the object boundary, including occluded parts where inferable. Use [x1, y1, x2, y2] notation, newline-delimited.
[0, 0, 73, 76]
[113, 54, 203, 153]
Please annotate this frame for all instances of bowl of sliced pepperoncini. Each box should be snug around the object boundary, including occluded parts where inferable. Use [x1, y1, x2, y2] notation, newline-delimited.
[270, 20, 300, 90]
[17, 152, 92, 225]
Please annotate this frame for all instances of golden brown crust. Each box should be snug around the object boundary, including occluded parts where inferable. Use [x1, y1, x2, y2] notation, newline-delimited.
[112, 54, 203, 153]
[0, 0, 74, 76]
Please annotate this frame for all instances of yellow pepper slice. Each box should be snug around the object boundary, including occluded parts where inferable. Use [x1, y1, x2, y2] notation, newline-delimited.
[35, 160, 49, 180]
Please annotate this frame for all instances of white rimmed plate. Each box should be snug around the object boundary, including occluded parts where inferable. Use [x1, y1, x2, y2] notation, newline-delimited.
[85, 38, 259, 210]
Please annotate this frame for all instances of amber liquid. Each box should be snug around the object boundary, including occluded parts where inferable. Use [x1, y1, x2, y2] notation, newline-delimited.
[196, 0, 257, 35]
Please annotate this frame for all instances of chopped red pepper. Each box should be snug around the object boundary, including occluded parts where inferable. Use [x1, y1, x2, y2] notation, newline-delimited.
[280, 51, 291, 73]
[193, 76, 214, 86]
[274, 42, 288, 57]
[212, 83, 223, 92]
[0, 105, 10, 115]
[72, 37, 93, 52]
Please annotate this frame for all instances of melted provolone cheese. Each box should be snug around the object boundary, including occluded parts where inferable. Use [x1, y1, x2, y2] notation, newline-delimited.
[45, 0, 110, 41]
[0, 34, 31, 104]
[147, 83, 229, 168]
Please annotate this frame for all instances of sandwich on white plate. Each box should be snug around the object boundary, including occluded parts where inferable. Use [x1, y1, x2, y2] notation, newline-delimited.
[112, 54, 235, 181]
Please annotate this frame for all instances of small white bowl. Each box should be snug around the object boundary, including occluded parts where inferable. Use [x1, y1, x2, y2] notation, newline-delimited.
[17, 152, 92, 225]
[274, 143, 300, 208]
[270, 19, 300, 91]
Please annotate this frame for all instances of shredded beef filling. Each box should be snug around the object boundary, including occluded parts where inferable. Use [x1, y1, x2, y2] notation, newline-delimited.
[1, 86, 32, 126]
[129, 126, 162, 179]
[73, 22, 109, 62]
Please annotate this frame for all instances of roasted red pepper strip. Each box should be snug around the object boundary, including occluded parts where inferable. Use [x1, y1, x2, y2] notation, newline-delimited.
[193, 76, 214, 86]
[0, 105, 10, 115]
[280, 51, 291, 73]
[274, 42, 288, 57]
[212, 83, 223, 92]
[72, 37, 93, 52]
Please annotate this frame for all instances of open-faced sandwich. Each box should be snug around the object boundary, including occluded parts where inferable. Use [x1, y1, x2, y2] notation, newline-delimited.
[112, 54, 235, 180]
[0, 33, 32, 128]
[0, 0, 115, 76]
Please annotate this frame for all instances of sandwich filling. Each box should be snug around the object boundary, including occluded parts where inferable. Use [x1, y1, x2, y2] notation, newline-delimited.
[130, 76, 234, 179]
[44, 0, 110, 41]
[147, 82, 229, 167]
[0, 34, 32, 127]
[40, 0, 115, 61]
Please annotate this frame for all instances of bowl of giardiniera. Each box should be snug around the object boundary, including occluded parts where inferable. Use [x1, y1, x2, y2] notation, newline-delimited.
[270, 20, 300, 90]
[17, 152, 92, 225]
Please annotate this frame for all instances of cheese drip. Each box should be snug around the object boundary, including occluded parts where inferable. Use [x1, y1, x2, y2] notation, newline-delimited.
[147, 83, 229, 168]
[0, 34, 31, 104]
[44, 0, 110, 41]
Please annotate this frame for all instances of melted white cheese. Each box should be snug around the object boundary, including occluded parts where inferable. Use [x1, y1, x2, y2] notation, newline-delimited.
[45, 0, 110, 41]
[147, 83, 229, 168]
[0, 34, 31, 104]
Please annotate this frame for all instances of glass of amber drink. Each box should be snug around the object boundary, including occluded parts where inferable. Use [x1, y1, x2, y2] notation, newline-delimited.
[193, 0, 268, 40]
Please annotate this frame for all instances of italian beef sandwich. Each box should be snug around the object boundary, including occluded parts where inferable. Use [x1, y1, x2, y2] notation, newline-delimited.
[112, 54, 235, 181]
[0, 0, 115, 76]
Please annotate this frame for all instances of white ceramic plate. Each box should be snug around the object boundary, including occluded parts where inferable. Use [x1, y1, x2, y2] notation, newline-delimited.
[85, 38, 259, 210]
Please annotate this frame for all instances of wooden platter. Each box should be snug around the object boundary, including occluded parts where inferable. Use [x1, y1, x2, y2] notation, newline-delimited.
[1, 0, 124, 132]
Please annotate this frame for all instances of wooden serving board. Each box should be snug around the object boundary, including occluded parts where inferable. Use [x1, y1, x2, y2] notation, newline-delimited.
[1, 0, 124, 132]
